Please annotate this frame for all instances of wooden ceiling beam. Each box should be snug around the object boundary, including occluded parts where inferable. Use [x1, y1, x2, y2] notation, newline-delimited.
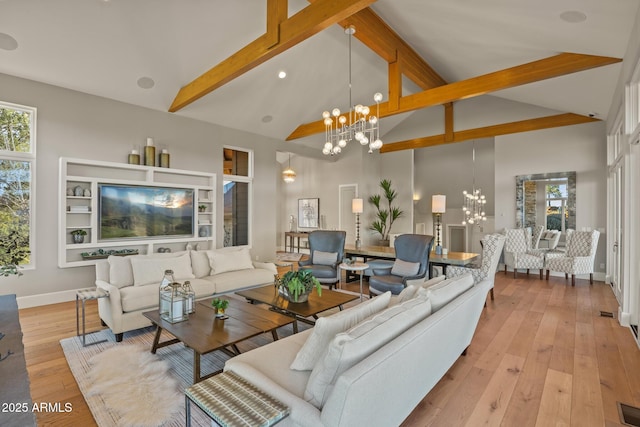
[380, 113, 599, 153]
[286, 53, 620, 140]
[169, 0, 376, 112]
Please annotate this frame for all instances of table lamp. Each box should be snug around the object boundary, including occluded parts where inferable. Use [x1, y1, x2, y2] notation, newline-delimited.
[432, 195, 446, 255]
[352, 198, 363, 249]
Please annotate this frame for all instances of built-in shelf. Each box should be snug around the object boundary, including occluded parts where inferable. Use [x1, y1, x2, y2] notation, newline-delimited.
[59, 157, 216, 268]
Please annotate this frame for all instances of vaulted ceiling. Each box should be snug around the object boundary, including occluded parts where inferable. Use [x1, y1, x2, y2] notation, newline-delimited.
[1, 0, 638, 155]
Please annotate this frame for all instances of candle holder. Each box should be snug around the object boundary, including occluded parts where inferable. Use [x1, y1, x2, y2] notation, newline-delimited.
[144, 137, 156, 166]
[128, 149, 140, 165]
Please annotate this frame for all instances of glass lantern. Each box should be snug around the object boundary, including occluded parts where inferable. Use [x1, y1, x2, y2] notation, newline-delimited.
[159, 282, 188, 323]
[182, 281, 196, 314]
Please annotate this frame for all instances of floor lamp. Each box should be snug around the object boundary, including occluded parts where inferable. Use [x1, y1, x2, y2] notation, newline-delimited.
[352, 198, 363, 249]
[432, 195, 446, 255]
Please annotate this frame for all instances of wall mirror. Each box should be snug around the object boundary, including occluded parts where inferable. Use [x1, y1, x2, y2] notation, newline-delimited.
[516, 171, 576, 231]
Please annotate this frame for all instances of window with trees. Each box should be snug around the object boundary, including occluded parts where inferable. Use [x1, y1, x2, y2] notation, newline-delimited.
[222, 147, 252, 247]
[545, 181, 568, 232]
[0, 101, 35, 273]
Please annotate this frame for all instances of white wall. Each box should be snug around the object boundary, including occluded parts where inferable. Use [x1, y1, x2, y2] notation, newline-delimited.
[0, 72, 284, 304]
[495, 120, 608, 272]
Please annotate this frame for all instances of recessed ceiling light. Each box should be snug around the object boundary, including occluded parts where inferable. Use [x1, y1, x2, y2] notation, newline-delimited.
[261, 115, 273, 123]
[278, 71, 287, 79]
[0, 32, 18, 51]
[137, 76, 155, 89]
[560, 10, 587, 23]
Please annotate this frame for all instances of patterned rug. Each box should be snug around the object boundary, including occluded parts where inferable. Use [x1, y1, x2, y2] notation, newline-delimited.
[61, 293, 358, 426]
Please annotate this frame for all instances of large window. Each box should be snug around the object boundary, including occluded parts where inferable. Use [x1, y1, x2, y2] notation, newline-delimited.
[0, 101, 35, 270]
[223, 147, 252, 247]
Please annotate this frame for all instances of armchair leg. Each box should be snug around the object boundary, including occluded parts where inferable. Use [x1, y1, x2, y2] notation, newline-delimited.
[565, 273, 568, 280]
[590, 273, 593, 284]
[546, 270, 550, 280]
[539, 269, 543, 280]
[513, 269, 517, 278]
[526, 269, 530, 275]
[504, 265, 507, 274]
[490, 288, 494, 301]
[571, 275, 575, 286]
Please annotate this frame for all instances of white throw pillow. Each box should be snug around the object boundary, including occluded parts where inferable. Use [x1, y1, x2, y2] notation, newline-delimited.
[207, 247, 254, 275]
[190, 250, 211, 278]
[391, 258, 420, 276]
[389, 285, 419, 306]
[313, 250, 338, 266]
[130, 252, 195, 286]
[304, 295, 432, 409]
[108, 255, 134, 288]
[290, 292, 391, 371]
[424, 273, 474, 312]
[420, 275, 447, 289]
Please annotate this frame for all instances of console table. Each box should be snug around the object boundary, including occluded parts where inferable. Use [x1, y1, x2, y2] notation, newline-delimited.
[284, 231, 309, 253]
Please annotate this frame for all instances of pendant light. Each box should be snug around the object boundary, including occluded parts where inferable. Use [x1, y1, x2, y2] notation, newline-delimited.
[282, 153, 296, 183]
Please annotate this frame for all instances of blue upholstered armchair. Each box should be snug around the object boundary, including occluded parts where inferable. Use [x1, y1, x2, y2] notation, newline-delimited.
[298, 230, 346, 290]
[369, 234, 434, 296]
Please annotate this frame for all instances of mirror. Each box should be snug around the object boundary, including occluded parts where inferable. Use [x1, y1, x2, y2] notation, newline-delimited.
[516, 171, 576, 231]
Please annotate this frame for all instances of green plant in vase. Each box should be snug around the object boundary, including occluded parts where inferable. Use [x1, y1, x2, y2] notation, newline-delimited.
[198, 204, 206, 212]
[279, 269, 321, 303]
[368, 179, 404, 245]
[70, 229, 87, 244]
[211, 298, 229, 316]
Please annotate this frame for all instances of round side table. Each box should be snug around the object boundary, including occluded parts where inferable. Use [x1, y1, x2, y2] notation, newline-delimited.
[339, 262, 369, 301]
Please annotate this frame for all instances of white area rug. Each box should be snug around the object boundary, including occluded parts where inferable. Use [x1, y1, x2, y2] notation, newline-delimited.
[61, 294, 358, 426]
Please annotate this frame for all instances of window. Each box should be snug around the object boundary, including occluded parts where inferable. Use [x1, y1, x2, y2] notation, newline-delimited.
[0, 101, 36, 269]
[545, 180, 568, 232]
[222, 147, 252, 247]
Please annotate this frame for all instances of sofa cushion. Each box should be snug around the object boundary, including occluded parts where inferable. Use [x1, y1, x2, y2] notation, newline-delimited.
[108, 255, 134, 288]
[206, 267, 274, 294]
[313, 250, 338, 266]
[207, 247, 254, 275]
[290, 292, 391, 371]
[424, 273, 474, 312]
[190, 250, 211, 278]
[389, 285, 419, 306]
[226, 329, 314, 399]
[130, 252, 195, 286]
[120, 278, 215, 312]
[421, 275, 447, 289]
[391, 258, 420, 277]
[304, 295, 432, 409]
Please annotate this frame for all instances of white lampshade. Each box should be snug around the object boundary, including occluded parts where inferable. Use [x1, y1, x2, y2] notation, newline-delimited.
[352, 198, 364, 214]
[432, 195, 446, 213]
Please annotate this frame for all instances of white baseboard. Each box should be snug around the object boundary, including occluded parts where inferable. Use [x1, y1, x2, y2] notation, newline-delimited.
[500, 265, 605, 282]
[618, 308, 631, 327]
[17, 289, 78, 309]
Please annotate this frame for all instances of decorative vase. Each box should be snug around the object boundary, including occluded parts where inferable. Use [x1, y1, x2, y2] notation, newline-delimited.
[279, 286, 310, 303]
[378, 239, 390, 247]
[72, 234, 84, 244]
[215, 308, 226, 317]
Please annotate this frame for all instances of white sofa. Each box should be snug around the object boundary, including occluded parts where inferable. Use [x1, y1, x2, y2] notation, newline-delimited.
[224, 273, 489, 427]
[95, 247, 277, 341]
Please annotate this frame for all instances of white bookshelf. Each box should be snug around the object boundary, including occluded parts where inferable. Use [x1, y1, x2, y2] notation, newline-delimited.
[59, 157, 216, 268]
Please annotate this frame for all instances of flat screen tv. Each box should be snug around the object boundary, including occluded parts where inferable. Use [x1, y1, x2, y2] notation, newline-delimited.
[99, 184, 194, 240]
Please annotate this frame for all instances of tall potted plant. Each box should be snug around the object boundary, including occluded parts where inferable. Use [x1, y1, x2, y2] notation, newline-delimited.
[368, 179, 404, 246]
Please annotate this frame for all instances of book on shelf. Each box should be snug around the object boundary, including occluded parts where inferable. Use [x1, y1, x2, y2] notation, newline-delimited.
[68, 206, 90, 212]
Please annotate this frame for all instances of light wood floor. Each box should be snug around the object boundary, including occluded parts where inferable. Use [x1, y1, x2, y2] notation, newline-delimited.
[18, 272, 640, 426]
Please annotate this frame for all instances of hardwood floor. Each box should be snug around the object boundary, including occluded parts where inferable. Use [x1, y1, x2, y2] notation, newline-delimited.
[17, 272, 639, 426]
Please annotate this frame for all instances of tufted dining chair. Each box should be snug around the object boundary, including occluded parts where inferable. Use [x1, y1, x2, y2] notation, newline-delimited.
[298, 230, 346, 290]
[446, 233, 505, 300]
[545, 230, 600, 286]
[503, 228, 545, 278]
[369, 234, 434, 296]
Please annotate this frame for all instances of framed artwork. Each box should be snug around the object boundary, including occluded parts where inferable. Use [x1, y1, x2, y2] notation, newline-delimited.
[298, 198, 319, 228]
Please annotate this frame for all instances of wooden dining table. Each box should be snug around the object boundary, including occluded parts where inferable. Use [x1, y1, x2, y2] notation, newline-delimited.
[343, 244, 479, 279]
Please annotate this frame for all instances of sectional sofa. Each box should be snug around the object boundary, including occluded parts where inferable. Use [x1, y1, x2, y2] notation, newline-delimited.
[224, 273, 488, 426]
[95, 247, 276, 341]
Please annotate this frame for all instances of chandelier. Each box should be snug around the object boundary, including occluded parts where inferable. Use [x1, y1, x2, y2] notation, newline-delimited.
[462, 142, 487, 225]
[282, 153, 296, 183]
[321, 26, 383, 156]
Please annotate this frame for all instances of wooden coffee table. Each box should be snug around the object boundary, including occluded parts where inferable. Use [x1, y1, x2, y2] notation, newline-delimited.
[236, 285, 358, 333]
[143, 298, 294, 384]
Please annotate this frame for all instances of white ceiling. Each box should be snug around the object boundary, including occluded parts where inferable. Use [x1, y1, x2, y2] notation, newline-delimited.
[1, 0, 638, 157]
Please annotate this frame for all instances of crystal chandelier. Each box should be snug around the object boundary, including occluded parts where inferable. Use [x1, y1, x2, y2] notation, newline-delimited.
[282, 153, 296, 183]
[462, 142, 487, 225]
[321, 26, 383, 156]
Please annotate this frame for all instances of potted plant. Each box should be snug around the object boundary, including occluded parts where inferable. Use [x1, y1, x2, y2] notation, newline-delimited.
[278, 269, 321, 303]
[368, 179, 404, 246]
[70, 229, 87, 244]
[198, 204, 207, 212]
[211, 298, 229, 317]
